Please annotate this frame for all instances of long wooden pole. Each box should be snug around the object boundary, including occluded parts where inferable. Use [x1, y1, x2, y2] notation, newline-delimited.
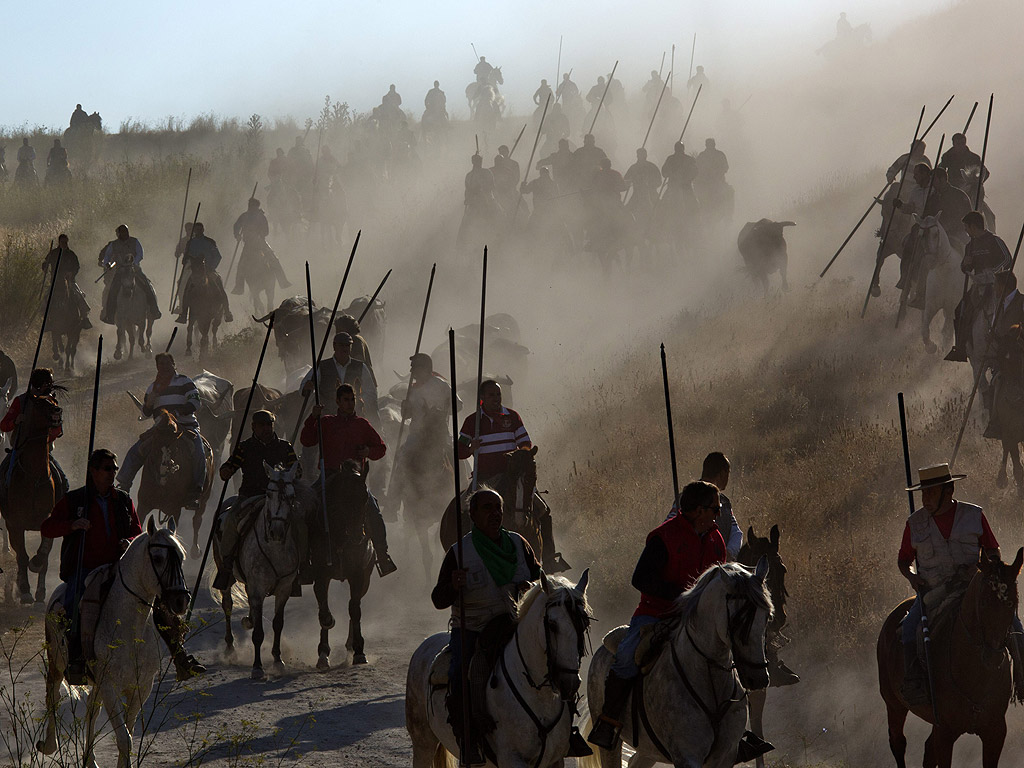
[169, 168, 192, 310]
[385, 263, 436, 498]
[688, 33, 696, 81]
[974, 94, 993, 210]
[289, 231, 362, 445]
[555, 35, 562, 94]
[355, 269, 392, 325]
[962, 101, 979, 135]
[188, 313, 275, 620]
[224, 183, 258, 285]
[305, 262, 332, 567]
[447, 328, 472, 767]
[661, 344, 679, 503]
[511, 94, 551, 226]
[470, 247, 488, 493]
[642, 73, 671, 151]
[860, 105, 926, 318]
[588, 60, 618, 136]
[31, 245, 62, 375]
[508, 123, 528, 158]
[949, 217, 1024, 467]
[678, 82, 702, 143]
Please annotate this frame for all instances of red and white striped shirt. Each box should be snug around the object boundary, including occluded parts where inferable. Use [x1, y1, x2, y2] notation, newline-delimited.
[458, 407, 531, 479]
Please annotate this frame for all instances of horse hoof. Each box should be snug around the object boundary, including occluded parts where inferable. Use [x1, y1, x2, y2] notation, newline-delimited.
[224, 644, 235, 659]
[190, 544, 201, 560]
[251, 667, 266, 681]
[997, 474, 1009, 489]
[28, 554, 45, 572]
[19, 592, 33, 605]
[353, 653, 368, 665]
[316, 656, 330, 671]
[924, 341, 937, 355]
[272, 660, 285, 674]
[144, 349, 152, 358]
[35, 591, 46, 604]
[241, 616, 253, 630]
[113, 349, 122, 360]
[869, 284, 881, 298]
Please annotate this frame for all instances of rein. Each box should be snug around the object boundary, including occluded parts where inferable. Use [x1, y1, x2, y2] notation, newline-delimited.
[251, 484, 298, 583]
[118, 540, 187, 610]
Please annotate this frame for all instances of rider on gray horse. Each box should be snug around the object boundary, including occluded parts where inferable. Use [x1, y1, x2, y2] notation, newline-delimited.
[213, 410, 301, 590]
[116, 354, 207, 507]
[44, 234, 91, 328]
[174, 222, 234, 325]
[99, 225, 162, 324]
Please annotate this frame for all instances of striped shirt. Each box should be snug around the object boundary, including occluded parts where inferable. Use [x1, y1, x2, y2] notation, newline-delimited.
[142, 374, 201, 429]
[457, 407, 531, 479]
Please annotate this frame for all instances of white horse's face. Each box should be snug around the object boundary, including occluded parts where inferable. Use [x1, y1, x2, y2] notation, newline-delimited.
[263, 461, 298, 543]
[726, 558, 773, 690]
[540, 570, 591, 700]
[145, 517, 190, 615]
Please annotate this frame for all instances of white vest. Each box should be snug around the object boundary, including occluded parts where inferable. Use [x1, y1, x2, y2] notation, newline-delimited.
[452, 531, 531, 632]
[909, 502, 984, 589]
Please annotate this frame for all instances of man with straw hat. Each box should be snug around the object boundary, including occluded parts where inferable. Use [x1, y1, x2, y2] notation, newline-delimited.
[898, 463, 1023, 703]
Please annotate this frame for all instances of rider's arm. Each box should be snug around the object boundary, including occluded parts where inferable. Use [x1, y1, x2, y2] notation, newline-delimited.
[39, 496, 74, 539]
[0, 397, 21, 432]
[132, 239, 143, 264]
[125, 497, 143, 538]
[431, 547, 460, 610]
[630, 536, 679, 601]
[897, 522, 926, 589]
[520, 536, 542, 581]
[362, 421, 386, 461]
[220, 439, 246, 476]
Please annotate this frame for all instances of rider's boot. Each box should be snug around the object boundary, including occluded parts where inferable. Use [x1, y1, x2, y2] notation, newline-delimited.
[215, 277, 234, 322]
[587, 670, 633, 750]
[944, 298, 970, 362]
[212, 555, 235, 591]
[175, 296, 189, 325]
[540, 512, 570, 573]
[469, 652, 496, 733]
[900, 639, 929, 706]
[366, 496, 398, 577]
[75, 287, 93, 329]
[448, 688, 486, 767]
[152, 599, 205, 681]
[268, 250, 292, 289]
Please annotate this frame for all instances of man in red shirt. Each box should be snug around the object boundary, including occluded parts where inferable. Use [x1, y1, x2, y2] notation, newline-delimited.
[588, 481, 727, 750]
[0, 368, 69, 500]
[41, 448, 204, 683]
[897, 463, 1022, 703]
[301, 383, 396, 576]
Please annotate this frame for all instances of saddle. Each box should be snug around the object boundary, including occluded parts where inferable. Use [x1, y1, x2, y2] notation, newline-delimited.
[603, 620, 677, 676]
[899, 574, 971, 663]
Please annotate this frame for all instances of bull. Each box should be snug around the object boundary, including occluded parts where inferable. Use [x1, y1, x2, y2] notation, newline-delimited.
[737, 219, 796, 294]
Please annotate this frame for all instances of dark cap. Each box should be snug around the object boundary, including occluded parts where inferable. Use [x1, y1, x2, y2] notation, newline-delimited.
[252, 410, 275, 424]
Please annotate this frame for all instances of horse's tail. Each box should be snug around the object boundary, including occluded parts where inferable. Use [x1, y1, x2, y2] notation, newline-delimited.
[431, 743, 455, 768]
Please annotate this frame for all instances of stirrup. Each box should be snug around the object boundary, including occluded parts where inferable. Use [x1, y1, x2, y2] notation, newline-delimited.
[375, 552, 398, 577]
[735, 730, 774, 764]
[944, 345, 968, 362]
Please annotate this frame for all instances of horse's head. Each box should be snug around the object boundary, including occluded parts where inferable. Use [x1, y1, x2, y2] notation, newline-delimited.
[263, 461, 300, 543]
[739, 524, 788, 631]
[125, 516, 189, 614]
[26, 393, 62, 434]
[493, 67, 504, 86]
[674, 561, 773, 690]
[969, 548, 1024, 647]
[516, 569, 592, 700]
[505, 445, 538, 483]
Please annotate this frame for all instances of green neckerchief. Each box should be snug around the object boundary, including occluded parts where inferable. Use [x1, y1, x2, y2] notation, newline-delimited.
[471, 526, 518, 586]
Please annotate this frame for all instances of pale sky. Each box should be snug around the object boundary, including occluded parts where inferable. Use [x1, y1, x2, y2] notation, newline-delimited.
[5, 0, 945, 131]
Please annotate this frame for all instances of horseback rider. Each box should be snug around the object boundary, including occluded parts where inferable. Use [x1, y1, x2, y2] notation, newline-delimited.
[947, 211, 1012, 362]
[46, 139, 70, 183]
[382, 83, 402, 110]
[425, 80, 448, 118]
[300, 382, 397, 576]
[925, 167, 972, 252]
[939, 133, 987, 194]
[898, 463, 1024, 704]
[661, 141, 698, 192]
[213, 410, 300, 590]
[642, 70, 664, 107]
[430, 489, 535, 765]
[99, 224, 161, 324]
[491, 145, 520, 217]
[687, 65, 709, 94]
[533, 79, 553, 107]
[0, 368, 70, 501]
[474, 56, 494, 82]
[572, 133, 609, 191]
[836, 11, 853, 38]
[403, 352, 461, 449]
[537, 138, 575, 189]
[300, 331, 379, 426]
[44, 234, 92, 329]
[886, 140, 930, 186]
[623, 148, 663, 212]
[174, 222, 233, 325]
[457, 380, 566, 572]
[458, 154, 501, 246]
[231, 197, 291, 294]
[983, 272, 1024, 440]
[696, 138, 729, 186]
[116, 354, 207, 507]
[40, 448, 206, 683]
[588, 481, 728, 749]
[556, 72, 580, 107]
[334, 314, 374, 369]
[889, 163, 934, 292]
[16, 137, 36, 183]
[69, 104, 88, 129]
[586, 77, 607, 111]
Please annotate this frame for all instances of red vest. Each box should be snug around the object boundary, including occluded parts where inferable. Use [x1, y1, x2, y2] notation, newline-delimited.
[634, 514, 727, 618]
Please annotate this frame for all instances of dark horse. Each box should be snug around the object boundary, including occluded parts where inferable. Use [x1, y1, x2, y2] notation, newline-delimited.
[440, 446, 545, 563]
[986, 323, 1024, 496]
[310, 460, 375, 668]
[1, 394, 63, 603]
[738, 524, 796, 768]
[185, 261, 228, 359]
[48, 274, 86, 373]
[877, 549, 1023, 768]
[136, 411, 215, 559]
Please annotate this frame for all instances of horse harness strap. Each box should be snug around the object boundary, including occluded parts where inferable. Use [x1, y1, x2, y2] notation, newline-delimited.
[630, 674, 672, 758]
[498, 648, 565, 768]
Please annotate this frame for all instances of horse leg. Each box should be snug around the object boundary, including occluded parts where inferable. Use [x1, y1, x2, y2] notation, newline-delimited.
[884, 699, 909, 768]
[1011, 442, 1024, 498]
[191, 506, 203, 560]
[249, 593, 267, 680]
[747, 689, 767, 768]
[115, 326, 124, 360]
[349, 575, 367, 664]
[34, 535, 53, 602]
[314, 577, 333, 670]
[271, 586, 290, 673]
[103, 683, 133, 768]
[922, 726, 955, 768]
[9, 526, 32, 603]
[186, 319, 194, 355]
[998, 443, 1010, 488]
[82, 685, 104, 768]
[222, 581, 235, 658]
[980, 720, 1007, 768]
[35, 626, 64, 755]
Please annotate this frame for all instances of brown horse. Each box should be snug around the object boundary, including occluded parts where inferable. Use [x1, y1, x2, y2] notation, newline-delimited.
[184, 261, 227, 359]
[48, 275, 86, 373]
[1, 394, 63, 603]
[440, 446, 544, 559]
[877, 549, 1024, 768]
[136, 412, 214, 559]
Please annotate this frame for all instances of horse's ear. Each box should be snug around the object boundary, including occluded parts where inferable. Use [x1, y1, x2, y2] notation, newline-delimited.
[747, 525, 756, 542]
[1012, 547, 1024, 577]
[146, 515, 156, 536]
[167, 516, 177, 534]
[754, 555, 770, 583]
[262, 460, 273, 478]
[540, 570, 552, 595]
[530, 445, 538, 456]
[770, 525, 780, 547]
[575, 568, 589, 596]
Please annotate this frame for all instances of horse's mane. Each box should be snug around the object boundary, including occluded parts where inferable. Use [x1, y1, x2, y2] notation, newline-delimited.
[515, 574, 591, 623]
[667, 562, 773, 626]
[156, 409, 179, 429]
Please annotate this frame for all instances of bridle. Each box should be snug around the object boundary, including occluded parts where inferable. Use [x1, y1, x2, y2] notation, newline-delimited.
[119, 535, 188, 610]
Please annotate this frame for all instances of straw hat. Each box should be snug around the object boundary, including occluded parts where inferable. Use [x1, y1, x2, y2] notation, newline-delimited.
[905, 463, 966, 492]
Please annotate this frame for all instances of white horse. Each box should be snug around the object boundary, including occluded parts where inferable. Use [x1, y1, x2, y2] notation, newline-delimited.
[406, 570, 591, 768]
[915, 213, 962, 354]
[37, 517, 189, 768]
[214, 462, 306, 680]
[581, 560, 772, 768]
